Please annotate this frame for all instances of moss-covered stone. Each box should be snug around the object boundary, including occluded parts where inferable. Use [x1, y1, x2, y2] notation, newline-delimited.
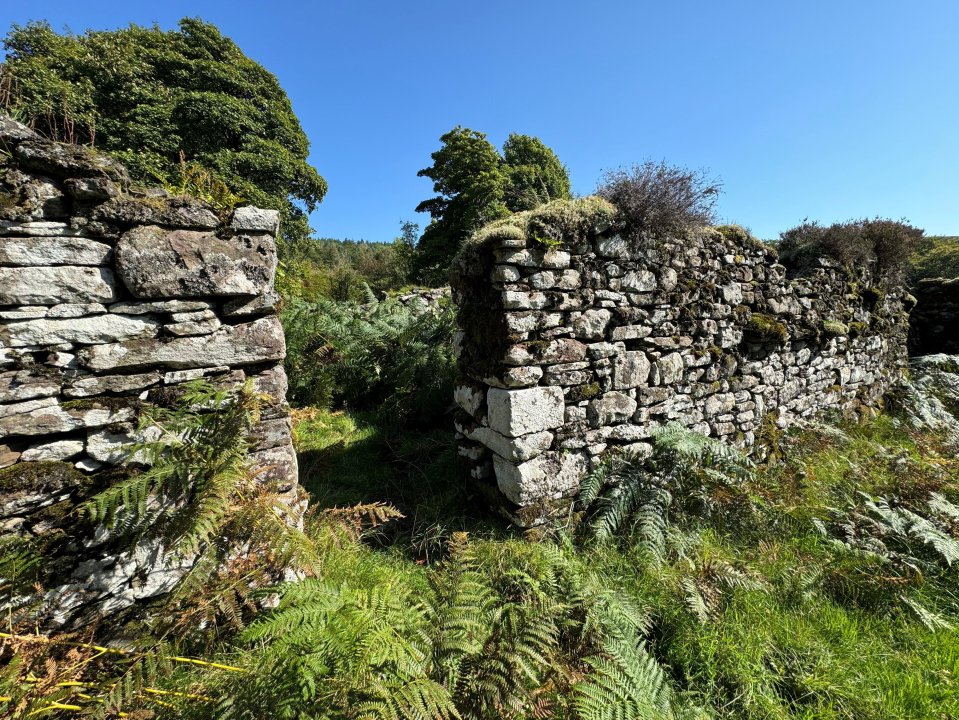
[743, 313, 789, 345]
[822, 320, 849, 337]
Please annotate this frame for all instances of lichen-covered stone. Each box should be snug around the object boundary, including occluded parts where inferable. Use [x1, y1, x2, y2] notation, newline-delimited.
[587, 391, 638, 427]
[0, 266, 120, 305]
[1, 314, 159, 347]
[116, 225, 276, 298]
[487, 386, 565, 437]
[0, 237, 112, 266]
[79, 316, 286, 371]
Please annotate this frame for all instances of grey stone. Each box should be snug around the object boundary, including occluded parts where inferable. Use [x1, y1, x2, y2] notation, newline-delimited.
[0, 115, 38, 145]
[493, 450, 588, 506]
[0, 370, 61, 403]
[64, 177, 119, 201]
[456, 419, 553, 463]
[454, 384, 486, 419]
[63, 372, 160, 398]
[230, 206, 280, 234]
[0, 221, 85, 237]
[14, 140, 129, 183]
[1, 314, 159, 347]
[0, 237, 112, 267]
[610, 325, 652, 341]
[502, 291, 548, 310]
[165, 317, 222, 336]
[91, 197, 218, 229]
[0, 266, 119, 305]
[108, 299, 213, 315]
[250, 417, 293, 451]
[613, 351, 651, 389]
[48, 303, 107, 318]
[595, 234, 629, 258]
[657, 353, 685, 384]
[79, 316, 286, 371]
[571, 309, 611, 341]
[0, 307, 48, 320]
[249, 443, 298, 491]
[222, 292, 279, 317]
[22, 439, 85, 462]
[622, 270, 657, 292]
[487, 386, 566, 438]
[587, 392, 638, 427]
[116, 225, 276, 298]
[502, 366, 544, 387]
[0, 398, 136, 437]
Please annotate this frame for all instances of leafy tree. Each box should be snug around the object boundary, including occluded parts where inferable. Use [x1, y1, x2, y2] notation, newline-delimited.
[414, 126, 571, 284]
[0, 18, 326, 251]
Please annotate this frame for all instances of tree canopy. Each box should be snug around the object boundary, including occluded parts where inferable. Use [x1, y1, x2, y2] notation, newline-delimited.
[414, 126, 570, 284]
[0, 18, 326, 250]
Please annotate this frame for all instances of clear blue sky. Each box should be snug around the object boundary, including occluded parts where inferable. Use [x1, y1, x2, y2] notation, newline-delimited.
[3, 1, 957, 241]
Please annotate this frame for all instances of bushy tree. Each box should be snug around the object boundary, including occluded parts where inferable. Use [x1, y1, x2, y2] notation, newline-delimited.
[414, 126, 571, 284]
[1, 18, 327, 251]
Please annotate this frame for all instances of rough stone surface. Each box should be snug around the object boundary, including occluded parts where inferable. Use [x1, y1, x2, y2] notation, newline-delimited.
[0, 266, 120, 305]
[116, 226, 277, 298]
[1, 314, 159, 347]
[230, 206, 281, 234]
[80, 316, 286, 371]
[486, 386, 566, 437]
[452, 199, 912, 525]
[0, 237, 113, 266]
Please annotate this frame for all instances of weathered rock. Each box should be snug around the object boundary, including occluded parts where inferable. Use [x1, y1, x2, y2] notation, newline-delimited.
[0, 370, 61, 402]
[1, 314, 159, 347]
[21, 439, 85, 462]
[0, 266, 119, 305]
[0, 398, 137, 437]
[64, 177, 119, 202]
[14, 140, 129, 183]
[63, 372, 161, 398]
[0, 236, 113, 267]
[165, 317, 222, 336]
[493, 450, 588, 506]
[487, 386, 565, 438]
[0, 115, 38, 146]
[116, 225, 276, 298]
[48, 303, 108, 318]
[587, 391, 638, 427]
[79, 316, 286, 371]
[230, 206, 280, 234]
[457, 420, 553, 463]
[223, 291, 279, 317]
[108, 299, 212, 315]
[571, 309, 611, 341]
[249, 443, 298, 491]
[657, 353, 685, 384]
[613, 351, 651, 389]
[91, 197, 218, 229]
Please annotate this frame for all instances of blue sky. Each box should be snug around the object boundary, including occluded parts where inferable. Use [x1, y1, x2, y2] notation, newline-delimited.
[2, 1, 957, 241]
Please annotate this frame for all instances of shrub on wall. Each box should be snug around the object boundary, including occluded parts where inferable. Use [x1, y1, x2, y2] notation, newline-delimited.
[778, 218, 923, 280]
[596, 160, 721, 239]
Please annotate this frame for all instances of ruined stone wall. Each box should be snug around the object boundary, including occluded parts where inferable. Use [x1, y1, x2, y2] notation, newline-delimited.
[0, 116, 298, 623]
[451, 199, 911, 527]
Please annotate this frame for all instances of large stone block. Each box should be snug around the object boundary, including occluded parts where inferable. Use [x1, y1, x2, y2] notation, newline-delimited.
[14, 140, 129, 183]
[0, 370, 61, 403]
[587, 391, 638, 427]
[1, 314, 159, 347]
[79, 316, 286, 371]
[116, 225, 277, 298]
[613, 351, 651, 389]
[0, 237, 113, 266]
[455, 416, 553, 462]
[0, 266, 119, 305]
[487, 386, 565, 438]
[230, 206, 280, 234]
[492, 450, 588, 506]
[0, 398, 136, 438]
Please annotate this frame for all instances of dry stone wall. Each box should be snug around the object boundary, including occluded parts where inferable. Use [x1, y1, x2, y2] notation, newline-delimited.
[451, 199, 911, 527]
[0, 116, 298, 624]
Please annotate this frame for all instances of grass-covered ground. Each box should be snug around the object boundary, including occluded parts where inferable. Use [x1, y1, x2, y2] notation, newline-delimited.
[277, 407, 959, 719]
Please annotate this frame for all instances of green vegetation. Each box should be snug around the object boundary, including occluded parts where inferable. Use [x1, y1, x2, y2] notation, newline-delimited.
[778, 219, 924, 280]
[414, 126, 571, 284]
[7, 400, 959, 719]
[0, 19, 326, 250]
[596, 161, 721, 240]
[743, 312, 789, 345]
[909, 235, 959, 282]
[282, 292, 457, 425]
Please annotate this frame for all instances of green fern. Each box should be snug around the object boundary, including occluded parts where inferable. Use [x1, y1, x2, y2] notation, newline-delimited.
[574, 638, 674, 720]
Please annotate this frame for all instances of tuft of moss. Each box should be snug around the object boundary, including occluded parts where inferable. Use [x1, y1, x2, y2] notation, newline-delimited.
[862, 286, 885, 305]
[848, 321, 868, 338]
[743, 313, 789, 345]
[567, 383, 601, 402]
[822, 320, 849, 337]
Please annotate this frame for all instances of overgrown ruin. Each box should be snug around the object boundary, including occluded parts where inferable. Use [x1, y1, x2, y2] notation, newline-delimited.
[451, 199, 913, 526]
[0, 116, 298, 624]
